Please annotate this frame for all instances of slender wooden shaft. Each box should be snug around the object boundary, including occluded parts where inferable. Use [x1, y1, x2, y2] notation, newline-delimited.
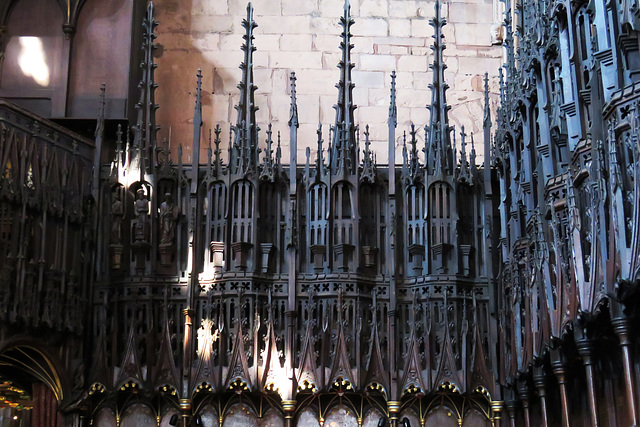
[533, 369, 549, 427]
[613, 317, 639, 426]
[577, 339, 599, 427]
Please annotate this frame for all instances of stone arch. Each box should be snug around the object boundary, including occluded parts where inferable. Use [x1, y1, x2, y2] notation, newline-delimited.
[120, 403, 155, 427]
[260, 408, 285, 427]
[93, 407, 116, 427]
[295, 406, 320, 427]
[223, 402, 258, 427]
[461, 408, 490, 426]
[362, 408, 385, 427]
[324, 404, 358, 427]
[0, 344, 66, 402]
[423, 406, 458, 427]
[399, 408, 421, 427]
[1, 0, 64, 104]
[199, 404, 220, 427]
[66, 0, 133, 116]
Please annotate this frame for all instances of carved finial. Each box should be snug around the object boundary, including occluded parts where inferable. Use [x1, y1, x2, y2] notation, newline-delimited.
[332, 0, 357, 175]
[316, 124, 324, 176]
[483, 72, 491, 126]
[192, 68, 204, 183]
[233, 2, 260, 175]
[136, 1, 160, 174]
[213, 124, 222, 176]
[427, 0, 453, 176]
[95, 83, 106, 138]
[362, 124, 376, 182]
[289, 72, 299, 128]
[389, 70, 397, 126]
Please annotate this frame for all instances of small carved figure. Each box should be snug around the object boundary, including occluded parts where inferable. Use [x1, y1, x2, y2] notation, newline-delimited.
[134, 188, 150, 243]
[490, 22, 504, 45]
[159, 192, 179, 244]
[111, 192, 124, 244]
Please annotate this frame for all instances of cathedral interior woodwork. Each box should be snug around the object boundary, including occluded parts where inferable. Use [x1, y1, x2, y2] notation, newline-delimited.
[0, 0, 639, 426]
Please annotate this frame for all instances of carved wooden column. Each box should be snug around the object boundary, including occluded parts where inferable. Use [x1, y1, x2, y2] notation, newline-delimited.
[505, 400, 518, 427]
[388, 401, 401, 427]
[612, 314, 639, 426]
[533, 367, 549, 427]
[551, 350, 571, 427]
[576, 337, 600, 427]
[518, 381, 531, 427]
[282, 400, 296, 427]
[491, 401, 504, 427]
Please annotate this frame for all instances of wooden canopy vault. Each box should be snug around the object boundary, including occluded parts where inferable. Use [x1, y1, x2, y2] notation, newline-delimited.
[81, 0, 501, 426]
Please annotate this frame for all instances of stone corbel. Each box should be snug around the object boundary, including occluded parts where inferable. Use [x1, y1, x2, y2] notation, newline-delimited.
[408, 243, 425, 274]
[310, 244, 326, 272]
[333, 243, 354, 272]
[260, 243, 274, 274]
[231, 241, 253, 271]
[210, 241, 225, 273]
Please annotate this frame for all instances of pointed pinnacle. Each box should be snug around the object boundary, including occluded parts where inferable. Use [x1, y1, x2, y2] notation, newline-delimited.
[289, 72, 299, 128]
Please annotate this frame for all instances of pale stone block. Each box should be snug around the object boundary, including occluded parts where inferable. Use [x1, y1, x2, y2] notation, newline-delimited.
[352, 70, 386, 88]
[296, 94, 321, 124]
[452, 23, 492, 46]
[319, 0, 359, 18]
[191, 33, 220, 53]
[319, 95, 337, 123]
[271, 68, 290, 94]
[413, 71, 433, 90]
[356, 18, 389, 37]
[394, 71, 414, 88]
[374, 44, 409, 55]
[314, 34, 340, 52]
[397, 88, 429, 108]
[410, 107, 429, 125]
[448, 3, 489, 23]
[360, 54, 396, 71]
[360, 0, 388, 17]
[260, 16, 313, 35]
[270, 51, 323, 69]
[377, 36, 425, 47]
[282, 0, 317, 16]
[458, 56, 500, 75]
[229, 0, 282, 16]
[255, 94, 270, 124]
[442, 56, 458, 73]
[256, 35, 281, 52]
[311, 17, 341, 36]
[353, 87, 369, 105]
[280, 34, 313, 51]
[299, 123, 323, 149]
[269, 95, 292, 123]
[192, 0, 228, 15]
[389, 19, 411, 37]
[442, 22, 456, 43]
[368, 88, 391, 107]
[191, 15, 235, 34]
[295, 69, 340, 95]
[322, 52, 341, 69]
[388, 1, 418, 18]
[212, 66, 242, 95]
[398, 55, 428, 72]
[219, 34, 244, 51]
[358, 106, 390, 126]
[254, 68, 274, 94]
[411, 18, 430, 38]
[352, 36, 376, 54]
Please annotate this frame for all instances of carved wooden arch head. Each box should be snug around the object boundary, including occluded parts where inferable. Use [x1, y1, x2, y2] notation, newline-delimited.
[0, 0, 88, 32]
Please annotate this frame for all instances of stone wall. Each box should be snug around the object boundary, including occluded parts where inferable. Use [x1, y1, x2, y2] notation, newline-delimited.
[153, 0, 503, 164]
